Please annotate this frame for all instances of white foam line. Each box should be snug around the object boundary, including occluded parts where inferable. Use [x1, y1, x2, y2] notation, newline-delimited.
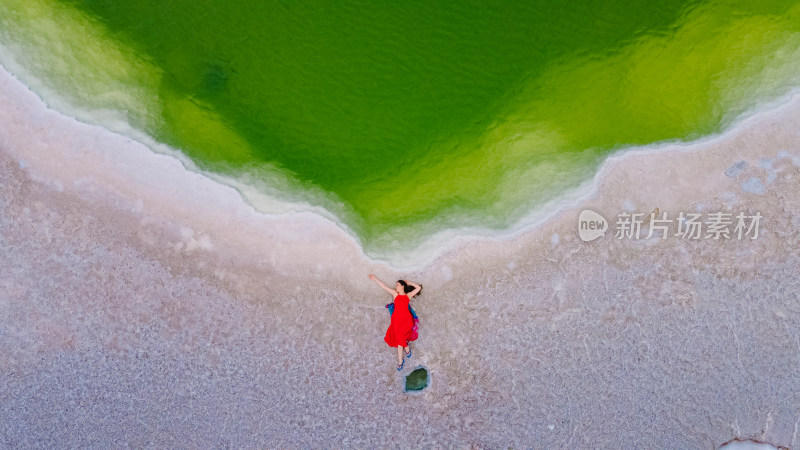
[0, 62, 376, 269]
[383, 86, 800, 269]
[2, 57, 799, 271]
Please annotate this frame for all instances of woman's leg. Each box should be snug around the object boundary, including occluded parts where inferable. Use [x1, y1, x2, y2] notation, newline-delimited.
[396, 346, 404, 366]
[403, 345, 410, 357]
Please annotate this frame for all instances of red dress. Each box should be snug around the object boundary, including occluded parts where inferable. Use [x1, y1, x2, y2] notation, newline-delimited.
[384, 294, 417, 347]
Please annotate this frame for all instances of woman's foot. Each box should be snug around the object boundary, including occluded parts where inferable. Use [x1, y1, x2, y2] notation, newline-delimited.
[404, 348, 411, 359]
[397, 359, 405, 371]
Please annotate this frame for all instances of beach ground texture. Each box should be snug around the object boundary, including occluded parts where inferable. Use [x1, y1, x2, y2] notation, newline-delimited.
[2, 64, 800, 447]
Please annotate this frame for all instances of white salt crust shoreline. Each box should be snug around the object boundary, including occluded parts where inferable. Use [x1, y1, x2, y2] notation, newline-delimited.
[1, 59, 799, 275]
[2, 59, 800, 448]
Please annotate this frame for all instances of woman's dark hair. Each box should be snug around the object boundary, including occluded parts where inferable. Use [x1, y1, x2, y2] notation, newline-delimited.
[397, 280, 421, 296]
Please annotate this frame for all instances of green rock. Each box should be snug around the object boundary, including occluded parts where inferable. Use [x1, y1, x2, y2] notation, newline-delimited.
[405, 367, 428, 392]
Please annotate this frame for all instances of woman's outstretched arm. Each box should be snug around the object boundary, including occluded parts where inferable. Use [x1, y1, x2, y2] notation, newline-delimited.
[369, 274, 397, 297]
[406, 281, 422, 298]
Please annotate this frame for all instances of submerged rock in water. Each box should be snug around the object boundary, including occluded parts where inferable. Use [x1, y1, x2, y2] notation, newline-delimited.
[404, 366, 429, 392]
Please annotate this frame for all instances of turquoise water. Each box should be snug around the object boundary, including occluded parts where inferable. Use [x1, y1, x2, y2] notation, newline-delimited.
[1, 0, 799, 255]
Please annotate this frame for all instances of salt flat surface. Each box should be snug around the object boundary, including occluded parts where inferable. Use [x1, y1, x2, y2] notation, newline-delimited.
[2, 63, 800, 446]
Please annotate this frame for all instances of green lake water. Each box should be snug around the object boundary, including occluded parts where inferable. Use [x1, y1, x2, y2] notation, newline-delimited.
[1, 0, 799, 257]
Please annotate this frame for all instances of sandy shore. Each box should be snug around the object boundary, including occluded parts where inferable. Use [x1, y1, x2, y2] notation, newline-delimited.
[2, 61, 800, 447]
